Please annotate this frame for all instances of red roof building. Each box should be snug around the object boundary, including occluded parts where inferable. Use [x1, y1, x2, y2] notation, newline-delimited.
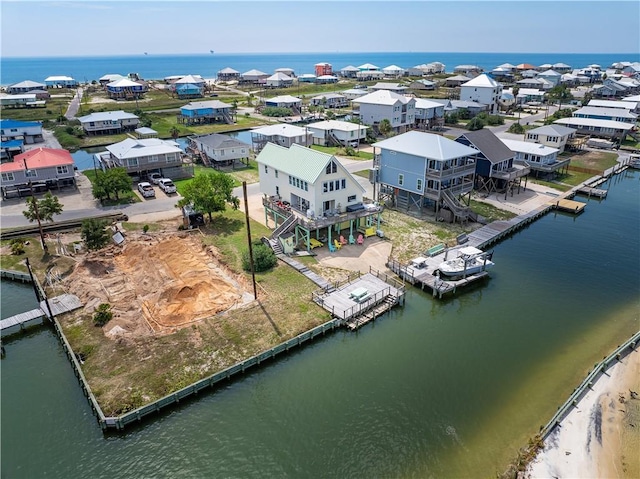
[1, 147, 76, 199]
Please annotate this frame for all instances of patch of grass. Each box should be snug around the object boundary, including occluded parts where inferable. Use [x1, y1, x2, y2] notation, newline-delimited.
[310, 145, 373, 160]
[353, 169, 370, 179]
[528, 178, 572, 192]
[469, 199, 517, 222]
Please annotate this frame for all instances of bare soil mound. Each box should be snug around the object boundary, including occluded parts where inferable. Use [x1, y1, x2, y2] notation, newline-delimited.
[64, 233, 248, 338]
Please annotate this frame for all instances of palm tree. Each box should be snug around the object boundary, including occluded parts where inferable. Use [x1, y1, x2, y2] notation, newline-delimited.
[170, 126, 180, 139]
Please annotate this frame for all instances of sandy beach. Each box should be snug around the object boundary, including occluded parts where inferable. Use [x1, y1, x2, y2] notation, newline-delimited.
[527, 347, 640, 478]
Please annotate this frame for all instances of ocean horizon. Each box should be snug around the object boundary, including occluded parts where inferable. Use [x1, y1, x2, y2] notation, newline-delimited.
[2, 51, 638, 86]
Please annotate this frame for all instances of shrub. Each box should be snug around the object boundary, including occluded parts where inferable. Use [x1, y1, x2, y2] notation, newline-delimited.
[10, 239, 25, 255]
[242, 243, 277, 272]
[143, 224, 149, 233]
[93, 303, 113, 327]
[262, 106, 292, 117]
[344, 146, 356, 156]
[467, 117, 485, 131]
[508, 122, 525, 134]
[81, 218, 110, 250]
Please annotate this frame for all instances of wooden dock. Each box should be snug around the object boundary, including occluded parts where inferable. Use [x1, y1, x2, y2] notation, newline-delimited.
[1, 293, 83, 337]
[577, 186, 607, 198]
[554, 198, 586, 214]
[312, 272, 405, 330]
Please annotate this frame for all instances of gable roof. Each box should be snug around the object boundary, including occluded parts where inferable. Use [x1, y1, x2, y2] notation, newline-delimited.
[310, 93, 346, 101]
[352, 90, 413, 106]
[173, 74, 204, 84]
[554, 117, 635, 130]
[242, 69, 268, 76]
[573, 106, 637, 119]
[340, 65, 359, 72]
[256, 143, 365, 190]
[107, 78, 143, 88]
[455, 129, 514, 163]
[373, 131, 479, 161]
[3, 148, 73, 172]
[218, 67, 240, 74]
[414, 98, 444, 109]
[357, 63, 379, 70]
[445, 74, 471, 82]
[267, 72, 293, 81]
[192, 133, 250, 149]
[538, 69, 561, 76]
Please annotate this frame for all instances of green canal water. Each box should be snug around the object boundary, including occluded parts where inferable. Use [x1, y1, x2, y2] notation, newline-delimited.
[2, 170, 639, 478]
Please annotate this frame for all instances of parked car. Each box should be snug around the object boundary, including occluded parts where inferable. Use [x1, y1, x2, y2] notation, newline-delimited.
[149, 172, 162, 185]
[158, 178, 177, 194]
[137, 182, 155, 198]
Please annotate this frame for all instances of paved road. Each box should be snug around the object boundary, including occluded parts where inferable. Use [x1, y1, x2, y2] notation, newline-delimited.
[65, 87, 84, 120]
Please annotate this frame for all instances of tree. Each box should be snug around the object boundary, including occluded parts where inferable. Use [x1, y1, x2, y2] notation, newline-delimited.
[169, 126, 180, 139]
[547, 85, 573, 110]
[242, 242, 277, 272]
[81, 218, 110, 250]
[467, 117, 485, 131]
[378, 119, 392, 137]
[508, 122, 525, 134]
[93, 303, 113, 327]
[178, 171, 235, 222]
[23, 192, 63, 223]
[92, 167, 132, 201]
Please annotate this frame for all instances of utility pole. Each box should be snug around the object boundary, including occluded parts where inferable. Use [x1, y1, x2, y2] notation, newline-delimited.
[23, 159, 48, 254]
[242, 181, 258, 300]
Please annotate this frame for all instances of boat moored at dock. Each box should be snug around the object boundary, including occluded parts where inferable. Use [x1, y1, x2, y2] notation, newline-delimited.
[436, 247, 494, 278]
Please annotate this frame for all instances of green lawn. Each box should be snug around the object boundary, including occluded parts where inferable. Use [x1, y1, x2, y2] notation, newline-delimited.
[311, 144, 374, 160]
[83, 169, 140, 205]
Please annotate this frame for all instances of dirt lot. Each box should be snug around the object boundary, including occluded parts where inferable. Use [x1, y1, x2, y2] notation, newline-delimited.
[63, 231, 252, 338]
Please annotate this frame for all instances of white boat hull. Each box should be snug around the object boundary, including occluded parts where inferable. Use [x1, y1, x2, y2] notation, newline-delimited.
[437, 247, 494, 277]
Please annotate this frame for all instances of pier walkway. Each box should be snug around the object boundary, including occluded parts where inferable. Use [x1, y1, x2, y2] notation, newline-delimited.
[1, 293, 83, 337]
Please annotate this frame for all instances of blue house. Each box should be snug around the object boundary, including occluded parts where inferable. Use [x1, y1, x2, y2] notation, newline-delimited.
[175, 83, 203, 99]
[455, 129, 529, 194]
[0, 119, 44, 145]
[178, 100, 234, 125]
[373, 131, 478, 222]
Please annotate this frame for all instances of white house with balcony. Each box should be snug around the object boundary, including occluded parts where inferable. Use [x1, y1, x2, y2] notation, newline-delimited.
[352, 90, 415, 134]
[306, 120, 368, 147]
[459, 74, 503, 114]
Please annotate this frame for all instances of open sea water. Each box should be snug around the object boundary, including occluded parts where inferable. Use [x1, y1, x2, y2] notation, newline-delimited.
[2, 52, 638, 86]
[1, 167, 638, 478]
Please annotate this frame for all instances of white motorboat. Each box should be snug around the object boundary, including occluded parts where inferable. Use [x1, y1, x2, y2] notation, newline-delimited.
[437, 246, 494, 277]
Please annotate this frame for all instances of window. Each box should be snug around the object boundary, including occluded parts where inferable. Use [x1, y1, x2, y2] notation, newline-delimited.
[304, 182, 308, 191]
[398, 174, 404, 186]
[347, 195, 356, 202]
[25, 169, 37, 178]
[166, 154, 178, 163]
[335, 180, 340, 190]
[289, 176, 293, 185]
[528, 134, 538, 140]
[264, 165, 268, 174]
[341, 179, 346, 189]
[417, 178, 423, 191]
[275, 186, 280, 196]
[57, 166, 69, 174]
[323, 182, 328, 193]
[329, 181, 334, 191]
[149, 155, 159, 163]
[325, 161, 337, 174]
[275, 170, 278, 178]
[127, 158, 138, 167]
[2, 172, 14, 181]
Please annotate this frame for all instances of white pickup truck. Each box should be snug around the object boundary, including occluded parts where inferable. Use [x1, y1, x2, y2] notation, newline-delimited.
[137, 181, 156, 198]
[158, 178, 177, 194]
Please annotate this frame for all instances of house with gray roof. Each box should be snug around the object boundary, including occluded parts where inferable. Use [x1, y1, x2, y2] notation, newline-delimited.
[455, 129, 529, 194]
[525, 124, 577, 153]
[500, 139, 570, 179]
[240, 69, 269, 84]
[352, 90, 416, 134]
[369, 82, 408, 93]
[444, 75, 471, 87]
[537, 69, 562, 87]
[339, 65, 359, 78]
[7, 80, 46, 94]
[588, 99, 639, 113]
[264, 95, 302, 112]
[95, 138, 190, 180]
[553, 117, 635, 142]
[413, 98, 445, 130]
[257, 143, 379, 251]
[372, 131, 479, 221]
[77, 111, 140, 135]
[573, 106, 638, 123]
[266, 72, 294, 88]
[309, 93, 349, 109]
[217, 67, 241, 82]
[188, 133, 251, 168]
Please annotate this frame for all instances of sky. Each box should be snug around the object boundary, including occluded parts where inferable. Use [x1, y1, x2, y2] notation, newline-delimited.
[2, 1, 639, 57]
